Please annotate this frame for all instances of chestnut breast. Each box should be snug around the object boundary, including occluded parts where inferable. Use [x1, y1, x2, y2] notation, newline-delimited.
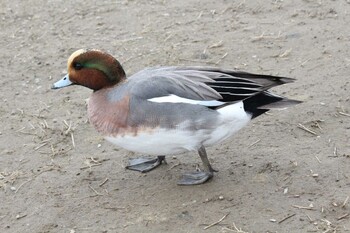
[88, 88, 135, 136]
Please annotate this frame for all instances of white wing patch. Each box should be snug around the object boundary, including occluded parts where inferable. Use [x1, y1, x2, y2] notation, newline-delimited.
[148, 94, 225, 107]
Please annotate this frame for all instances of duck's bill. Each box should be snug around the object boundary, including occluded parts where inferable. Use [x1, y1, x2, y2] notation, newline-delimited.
[52, 74, 73, 89]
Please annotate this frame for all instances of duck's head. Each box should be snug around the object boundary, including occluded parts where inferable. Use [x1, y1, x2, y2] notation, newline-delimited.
[52, 49, 126, 91]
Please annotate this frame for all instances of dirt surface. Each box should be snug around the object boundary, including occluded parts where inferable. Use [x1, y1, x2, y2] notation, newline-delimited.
[1, 0, 350, 232]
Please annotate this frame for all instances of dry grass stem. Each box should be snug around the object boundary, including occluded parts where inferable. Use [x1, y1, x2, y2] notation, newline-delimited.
[80, 158, 109, 170]
[248, 139, 261, 148]
[89, 185, 103, 196]
[297, 123, 318, 136]
[338, 111, 350, 117]
[80, 163, 102, 170]
[306, 214, 313, 222]
[167, 162, 181, 171]
[279, 48, 292, 58]
[71, 132, 75, 148]
[63, 120, 73, 135]
[203, 212, 230, 230]
[208, 40, 223, 49]
[215, 52, 228, 65]
[99, 178, 109, 187]
[221, 222, 250, 233]
[337, 213, 349, 221]
[15, 127, 26, 132]
[251, 31, 283, 42]
[333, 146, 338, 157]
[321, 218, 333, 228]
[34, 143, 48, 151]
[278, 213, 296, 223]
[292, 203, 314, 210]
[163, 34, 173, 42]
[315, 156, 322, 163]
[341, 196, 349, 208]
[300, 59, 310, 67]
[16, 214, 27, 220]
[314, 121, 323, 130]
[15, 179, 32, 194]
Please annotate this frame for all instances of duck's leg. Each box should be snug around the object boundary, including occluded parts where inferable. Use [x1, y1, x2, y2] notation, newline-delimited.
[178, 146, 218, 185]
[126, 155, 166, 173]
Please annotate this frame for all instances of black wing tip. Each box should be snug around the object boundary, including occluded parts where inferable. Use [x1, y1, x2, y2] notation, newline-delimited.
[259, 98, 302, 109]
[243, 93, 301, 119]
[277, 76, 296, 84]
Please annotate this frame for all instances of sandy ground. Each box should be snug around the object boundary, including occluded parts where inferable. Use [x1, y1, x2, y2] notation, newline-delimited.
[1, 0, 350, 232]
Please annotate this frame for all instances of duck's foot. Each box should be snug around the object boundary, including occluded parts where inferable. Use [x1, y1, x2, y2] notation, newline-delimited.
[177, 171, 213, 185]
[126, 155, 166, 173]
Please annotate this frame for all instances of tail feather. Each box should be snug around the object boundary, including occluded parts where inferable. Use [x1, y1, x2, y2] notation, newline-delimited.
[243, 92, 301, 119]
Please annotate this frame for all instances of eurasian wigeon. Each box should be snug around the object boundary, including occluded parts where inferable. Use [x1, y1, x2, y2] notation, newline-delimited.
[52, 49, 300, 185]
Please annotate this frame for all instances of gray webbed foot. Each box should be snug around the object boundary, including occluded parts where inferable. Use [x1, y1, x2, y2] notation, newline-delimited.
[126, 155, 166, 173]
[177, 146, 217, 185]
[178, 171, 213, 185]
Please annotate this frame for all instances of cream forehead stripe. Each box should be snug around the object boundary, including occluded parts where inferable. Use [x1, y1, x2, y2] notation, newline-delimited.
[67, 49, 86, 69]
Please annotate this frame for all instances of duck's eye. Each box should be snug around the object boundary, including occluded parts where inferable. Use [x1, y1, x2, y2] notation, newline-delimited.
[73, 62, 83, 70]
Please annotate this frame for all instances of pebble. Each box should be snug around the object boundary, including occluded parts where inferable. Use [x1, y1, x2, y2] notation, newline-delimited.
[10, 186, 16, 191]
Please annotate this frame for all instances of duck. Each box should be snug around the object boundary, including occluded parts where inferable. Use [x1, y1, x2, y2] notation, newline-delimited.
[52, 49, 301, 185]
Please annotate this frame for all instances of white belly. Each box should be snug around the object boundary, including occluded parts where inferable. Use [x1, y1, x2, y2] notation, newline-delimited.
[105, 102, 252, 155]
[105, 128, 206, 155]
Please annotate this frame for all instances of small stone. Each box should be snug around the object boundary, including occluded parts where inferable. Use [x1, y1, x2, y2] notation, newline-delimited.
[97, 144, 102, 148]
[10, 186, 16, 191]
[219, 195, 224, 200]
[270, 219, 276, 222]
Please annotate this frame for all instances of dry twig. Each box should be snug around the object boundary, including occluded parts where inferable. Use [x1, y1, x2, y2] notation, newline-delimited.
[292, 203, 314, 210]
[99, 178, 109, 187]
[297, 123, 318, 136]
[248, 139, 260, 148]
[88, 185, 103, 196]
[203, 213, 230, 230]
[278, 213, 296, 223]
[221, 222, 250, 233]
[14, 179, 32, 194]
[341, 196, 349, 208]
[337, 213, 349, 221]
[338, 111, 350, 117]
